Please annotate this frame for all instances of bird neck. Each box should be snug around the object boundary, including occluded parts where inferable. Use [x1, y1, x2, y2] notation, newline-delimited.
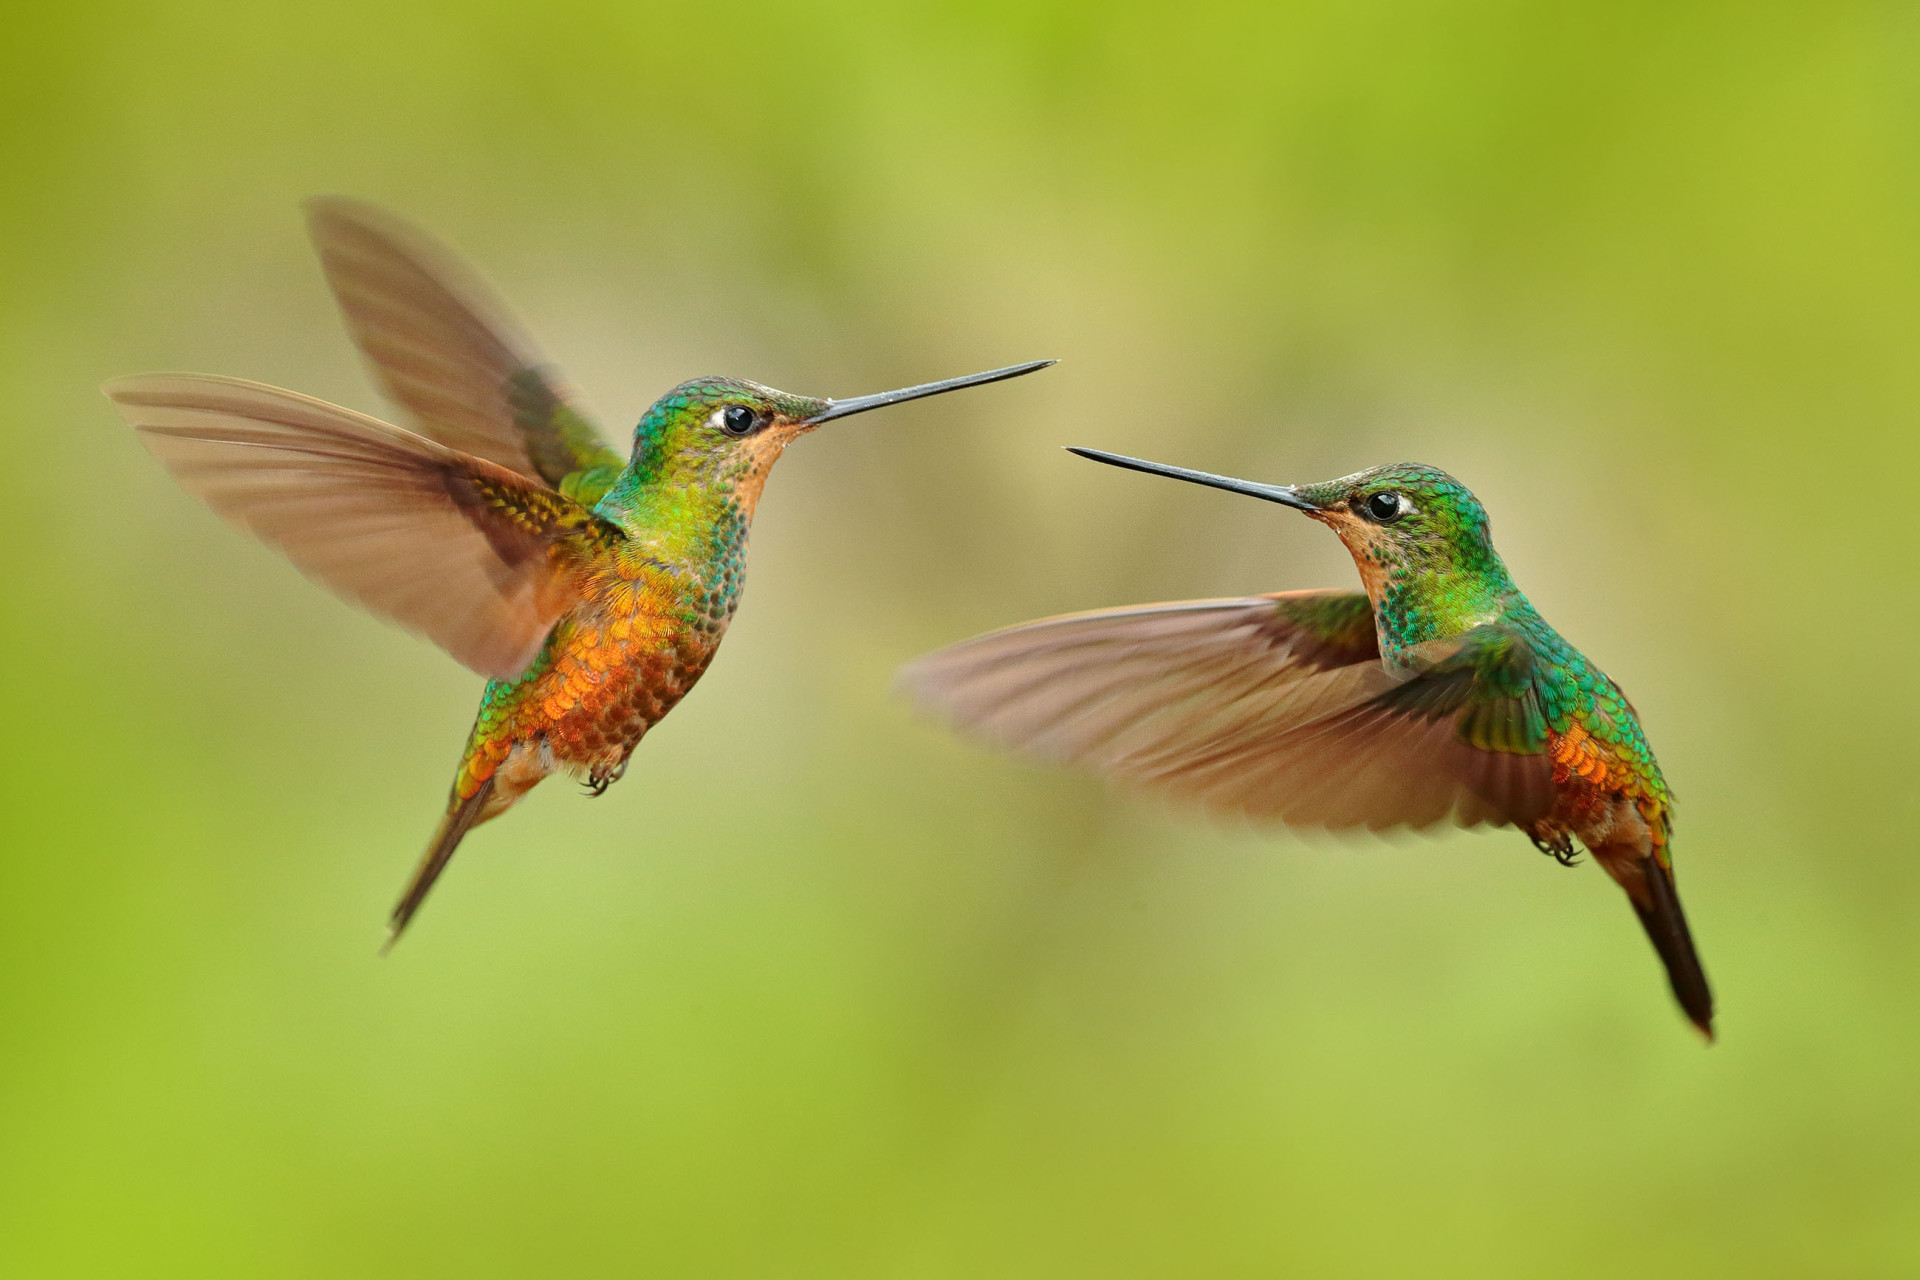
[1362, 541, 1520, 670]
[595, 463, 757, 582]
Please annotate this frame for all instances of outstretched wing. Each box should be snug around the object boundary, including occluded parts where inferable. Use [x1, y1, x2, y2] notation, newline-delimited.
[305, 196, 624, 491]
[900, 594, 1556, 832]
[106, 373, 623, 680]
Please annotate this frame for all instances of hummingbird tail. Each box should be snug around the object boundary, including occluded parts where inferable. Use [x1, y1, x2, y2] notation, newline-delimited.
[1611, 849, 1715, 1041]
[382, 776, 496, 953]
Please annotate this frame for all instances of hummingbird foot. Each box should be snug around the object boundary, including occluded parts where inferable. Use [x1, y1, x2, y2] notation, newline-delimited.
[1528, 826, 1581, 867]
[583, 757, 631, 797]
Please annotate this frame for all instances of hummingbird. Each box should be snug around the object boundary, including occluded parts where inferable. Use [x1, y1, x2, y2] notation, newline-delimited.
[901, 448, 1714, 1038]
[105, 197, 1052, 946]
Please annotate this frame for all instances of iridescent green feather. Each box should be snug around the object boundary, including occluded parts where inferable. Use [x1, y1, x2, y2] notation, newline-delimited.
[506, 368, 626, 504]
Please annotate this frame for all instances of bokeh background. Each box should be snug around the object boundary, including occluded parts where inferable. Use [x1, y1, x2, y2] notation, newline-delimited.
[4, 2, 1917, 1275]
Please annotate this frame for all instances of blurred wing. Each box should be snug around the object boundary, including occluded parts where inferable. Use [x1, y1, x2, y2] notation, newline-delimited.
[899, 590, 1383, 780]
[106, 373, 623, 680]
[1153, 621, 1559, 830]
[902, 596, 1555, 832]
[305, 196, 624, 488]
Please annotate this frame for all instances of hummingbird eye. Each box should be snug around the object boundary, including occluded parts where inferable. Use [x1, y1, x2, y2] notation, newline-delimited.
[717, 405, 758, 437]
[1364, 491, 1405, 522]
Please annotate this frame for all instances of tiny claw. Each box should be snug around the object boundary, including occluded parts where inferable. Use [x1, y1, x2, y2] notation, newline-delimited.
[1528, 828, 1581, 867]
[583, 757, 630, 797]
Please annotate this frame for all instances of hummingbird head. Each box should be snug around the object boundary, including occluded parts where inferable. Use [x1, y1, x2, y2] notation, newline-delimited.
[626, 361, 1054, 516]
[1067, 449, 1517, 657]
[625, 375, 825, 512]
[1285, 462, 1499, 589]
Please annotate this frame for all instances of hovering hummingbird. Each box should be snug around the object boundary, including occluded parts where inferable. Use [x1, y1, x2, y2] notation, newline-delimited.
[105, 197, 1052, 945]
[902, 448, 1713, 1038]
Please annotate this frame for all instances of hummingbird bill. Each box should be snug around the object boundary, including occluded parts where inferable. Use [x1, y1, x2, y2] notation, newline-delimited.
[106, 197, 1052, 946]
[901, 447, 1714, 1039]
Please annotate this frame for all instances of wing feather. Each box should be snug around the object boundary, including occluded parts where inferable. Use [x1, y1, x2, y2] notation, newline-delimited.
[902, 595, 1556, 833]
[305, 196, 623, 486]
[106, 373, 620, 680]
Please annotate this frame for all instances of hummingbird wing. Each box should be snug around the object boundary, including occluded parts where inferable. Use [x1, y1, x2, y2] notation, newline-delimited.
[901, 598, 1555, 832]
[106, 373, 622, 681]
[899, 589, 1384, 779]
[304, 196, 625, 491]
[1280, 620, 1559, 830]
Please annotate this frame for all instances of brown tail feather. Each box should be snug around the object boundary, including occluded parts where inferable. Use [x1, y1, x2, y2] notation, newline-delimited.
[382, 776, 495, 953]
[1620, 853, 1715, 1040]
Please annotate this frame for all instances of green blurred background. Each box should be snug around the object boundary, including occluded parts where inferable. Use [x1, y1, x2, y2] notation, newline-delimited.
[4, 1, 1917, 1274]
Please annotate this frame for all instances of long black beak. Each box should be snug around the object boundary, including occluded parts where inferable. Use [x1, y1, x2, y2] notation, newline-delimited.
[802, 359, 1055, 426]
[1065, 447, 1320, 511]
